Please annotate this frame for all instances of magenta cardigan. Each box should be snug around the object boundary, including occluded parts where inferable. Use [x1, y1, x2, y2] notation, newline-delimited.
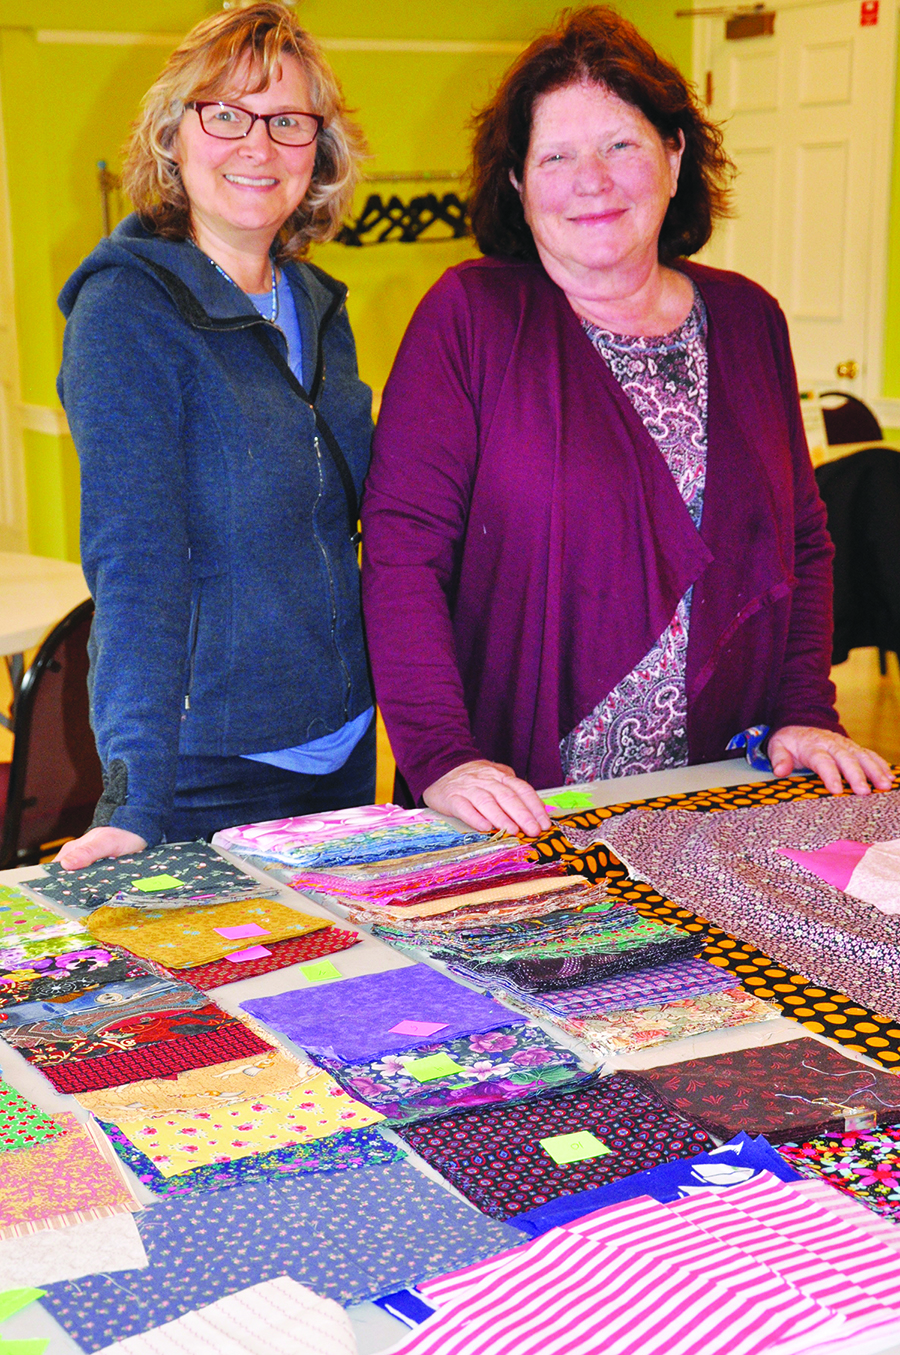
[361, 256, 842, 802]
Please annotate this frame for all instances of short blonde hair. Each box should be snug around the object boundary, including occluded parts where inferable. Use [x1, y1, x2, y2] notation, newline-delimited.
[123, 1, 366, 257]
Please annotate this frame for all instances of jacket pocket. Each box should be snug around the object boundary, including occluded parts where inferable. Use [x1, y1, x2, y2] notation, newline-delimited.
[184, 587, 202, 712]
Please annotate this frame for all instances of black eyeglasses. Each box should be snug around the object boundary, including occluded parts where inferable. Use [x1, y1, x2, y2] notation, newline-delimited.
[188, 100, 323, 147]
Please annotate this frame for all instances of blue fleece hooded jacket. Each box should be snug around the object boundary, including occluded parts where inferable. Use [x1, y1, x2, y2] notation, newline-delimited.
[58, 214, 373, 845]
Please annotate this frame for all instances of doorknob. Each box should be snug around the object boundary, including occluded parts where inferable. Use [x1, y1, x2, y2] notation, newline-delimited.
[836, 359, 859, 379]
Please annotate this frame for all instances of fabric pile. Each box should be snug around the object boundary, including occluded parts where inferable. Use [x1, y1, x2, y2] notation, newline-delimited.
[383, 1172, 900, 1355]
[241, 963, 594, 1123]
[212, 803, 489, 870]
[32, 842, 283, 911]
[778, 1123, 900, 1221]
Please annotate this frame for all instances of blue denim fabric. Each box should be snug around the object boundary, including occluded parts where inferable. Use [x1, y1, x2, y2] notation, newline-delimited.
[167, 717, 376, 842]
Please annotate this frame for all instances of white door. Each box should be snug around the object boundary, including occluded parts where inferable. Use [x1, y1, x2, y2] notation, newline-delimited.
[695, 1, 897, 400]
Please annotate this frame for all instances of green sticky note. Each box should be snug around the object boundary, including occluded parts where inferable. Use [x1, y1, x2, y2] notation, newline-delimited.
[539, 1131, 612, 1165]
[402, 1052, 465, 1082]
[131, 874, 186, 892]
[0, 1340, 51, 1353]
[299, 959, 342, 983]
[0, 1289, 45, 1323]
[543, 791, 595, 812]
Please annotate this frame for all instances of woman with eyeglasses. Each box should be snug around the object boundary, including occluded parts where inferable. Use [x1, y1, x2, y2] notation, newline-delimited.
[55, 2, 375, 868]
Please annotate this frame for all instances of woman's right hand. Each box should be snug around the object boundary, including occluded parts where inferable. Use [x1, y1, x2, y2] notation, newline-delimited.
[423, 759, 552, 837]
[55, 826, 148, 871]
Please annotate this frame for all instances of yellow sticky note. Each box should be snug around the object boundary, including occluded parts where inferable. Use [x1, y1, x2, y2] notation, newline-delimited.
[539, 1131, 611, 1165]
[402, 1053, 464, 1082]
[131, 874, 186, 892]
[299, 960, 342, 983]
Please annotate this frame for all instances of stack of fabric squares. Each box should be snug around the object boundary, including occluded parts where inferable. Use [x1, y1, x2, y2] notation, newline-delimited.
[38, 1160, 520, 1350]
[241, 963, 594, 1124]
[30, 842, 283, 911]
[212, 803, 489, 869]
[0, 921, 271, 1094]
[629, 1037, 900, 1142]
[0, 1094, 150, 1289]
[395, 1073, 716, 1220]
[385, 1172, 900, 1355]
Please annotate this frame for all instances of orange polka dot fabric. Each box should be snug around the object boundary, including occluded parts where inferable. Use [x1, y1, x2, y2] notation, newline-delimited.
[529, 770, 900, 1069]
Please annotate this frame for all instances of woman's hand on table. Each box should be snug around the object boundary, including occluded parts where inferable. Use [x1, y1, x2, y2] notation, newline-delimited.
[423, 760, 552, 837]
[55, 826, 148, 870]
[768, 726, 893, 796]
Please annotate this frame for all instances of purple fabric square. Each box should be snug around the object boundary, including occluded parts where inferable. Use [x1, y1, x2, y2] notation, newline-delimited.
[241, 963, 526, 1062]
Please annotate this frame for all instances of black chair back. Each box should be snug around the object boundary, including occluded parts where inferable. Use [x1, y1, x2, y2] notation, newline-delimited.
[0, 598, 103, 867]
[819, 391, 883, 446]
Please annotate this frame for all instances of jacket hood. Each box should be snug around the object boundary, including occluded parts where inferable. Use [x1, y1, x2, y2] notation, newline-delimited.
[58, 212, 345, 328]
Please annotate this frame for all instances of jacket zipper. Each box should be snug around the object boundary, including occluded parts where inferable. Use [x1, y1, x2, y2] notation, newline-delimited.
[184, 591, 201, 711]
[311, 433, 352, 717]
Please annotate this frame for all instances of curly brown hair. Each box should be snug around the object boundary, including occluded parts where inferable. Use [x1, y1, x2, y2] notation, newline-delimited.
[469, 6, 732, 264]
[123, 1, 367, 259]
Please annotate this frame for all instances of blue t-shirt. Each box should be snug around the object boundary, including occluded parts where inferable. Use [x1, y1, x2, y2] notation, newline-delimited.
[242, 274, 373, 775]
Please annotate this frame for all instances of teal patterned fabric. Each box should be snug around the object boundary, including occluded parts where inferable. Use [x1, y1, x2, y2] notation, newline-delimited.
[39, 1163, 519, 1351]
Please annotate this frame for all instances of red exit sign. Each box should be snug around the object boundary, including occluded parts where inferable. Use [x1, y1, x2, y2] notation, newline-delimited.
[861, 0, 879, 25]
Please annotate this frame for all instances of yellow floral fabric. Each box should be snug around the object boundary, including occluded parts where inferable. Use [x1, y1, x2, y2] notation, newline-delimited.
[107, 1070, 384, 1177]
[75, 1047, 316, 1119]
[86, 899, 329, 967]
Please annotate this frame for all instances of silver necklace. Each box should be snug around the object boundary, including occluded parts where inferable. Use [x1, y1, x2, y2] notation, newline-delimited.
[207, 254, 279, 322]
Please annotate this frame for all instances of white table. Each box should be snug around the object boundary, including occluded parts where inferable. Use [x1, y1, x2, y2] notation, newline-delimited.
[2, 758, 897, 1355]
[0, 551, 90, 731]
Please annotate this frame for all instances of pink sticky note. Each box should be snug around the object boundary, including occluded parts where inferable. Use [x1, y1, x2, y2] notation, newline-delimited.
[224, 945, 272, 963]
[389, 1020, 450, 1037]
[214, 923, 271, 940]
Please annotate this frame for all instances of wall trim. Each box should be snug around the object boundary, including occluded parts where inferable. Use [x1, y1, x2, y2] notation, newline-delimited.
[34, 30, 524, 54]
[19, 404, 69, 436]
[871, 397, 900, 428]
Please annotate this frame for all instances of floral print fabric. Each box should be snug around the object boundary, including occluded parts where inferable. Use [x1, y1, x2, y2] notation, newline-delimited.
[100, 1120, 404, 1197]
[561, 293, 708, 783]
[0, 1114, 137, 1228]
[778, 1125, 900, 1221]
[315, 1025, 592, 1124]
[0, 886, 71, 942]
[396, 1072, 715, 1219]
[630, 1037, 900, 1142]
[106, 1069, 384, 1177]
[39, 1162, 520, 1349]
[598, 791, 900, 1021]
[86, 898, 329, 967]
[572, 986, 781, 1055]
[0, 1078, 67, 1152]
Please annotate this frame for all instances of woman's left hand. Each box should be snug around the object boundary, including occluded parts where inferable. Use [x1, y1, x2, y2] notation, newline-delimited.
[768, 725, 894, 795]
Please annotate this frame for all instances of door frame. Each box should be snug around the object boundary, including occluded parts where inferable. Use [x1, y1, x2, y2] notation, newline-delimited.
[0, 63, 27, 552]
[692, 0, 898, 408]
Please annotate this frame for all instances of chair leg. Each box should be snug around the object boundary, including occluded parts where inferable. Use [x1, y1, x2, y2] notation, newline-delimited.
[878, 648, 888, 676]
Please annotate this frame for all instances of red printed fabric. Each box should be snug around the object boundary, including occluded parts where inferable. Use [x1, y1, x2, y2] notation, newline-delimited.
[396, 1073, 714, 1220]
[162, 927, 360, 991]
[38, 1021, 272, 1093]
[629, 1038, 900, 1143]
[1, 1001, 237, 1066]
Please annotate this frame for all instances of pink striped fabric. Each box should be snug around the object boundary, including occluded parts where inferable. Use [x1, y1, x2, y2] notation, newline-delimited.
[388, 1176, 900, 1355]
[673, 1175, 900, 1309]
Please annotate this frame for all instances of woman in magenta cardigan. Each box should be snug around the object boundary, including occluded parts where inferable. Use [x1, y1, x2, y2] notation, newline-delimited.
[362, 7, 891, 835]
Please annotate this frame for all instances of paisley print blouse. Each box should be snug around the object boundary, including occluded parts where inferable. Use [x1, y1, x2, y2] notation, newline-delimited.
[561, 290, 709, 783]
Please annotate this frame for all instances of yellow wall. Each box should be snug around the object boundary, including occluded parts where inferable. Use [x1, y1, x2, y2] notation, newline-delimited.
[0, 0, 692, 561]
